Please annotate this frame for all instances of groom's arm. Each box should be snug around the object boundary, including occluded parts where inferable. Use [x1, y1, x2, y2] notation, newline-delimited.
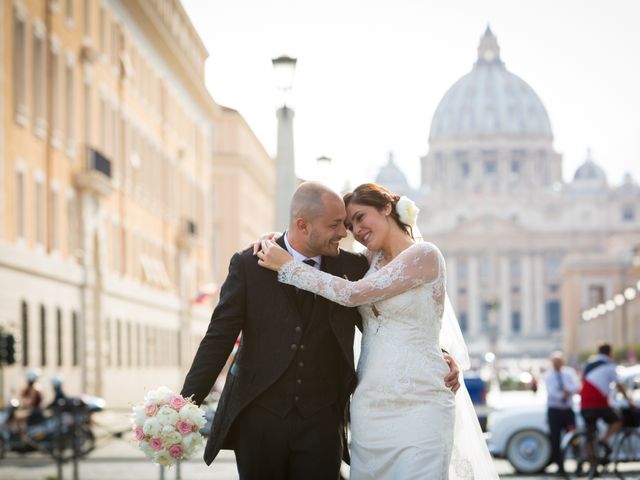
[181, 252, 247, 405]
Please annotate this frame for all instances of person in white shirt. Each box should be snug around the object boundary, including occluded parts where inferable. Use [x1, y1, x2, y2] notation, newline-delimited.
[544, 351, 580, 475]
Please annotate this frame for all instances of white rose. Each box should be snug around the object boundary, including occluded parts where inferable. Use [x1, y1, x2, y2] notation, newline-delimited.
[145, 386, 173, 404]
[162, 430, 182, 445]
[140, 440, 154, 458]
[396, 196, 419, 227]
[154, 451, 172, 466]
[131, 406, 146, 427]
[179, 404, 205, 427]
[156, 405, 179, 426]
[142, 417, 162, 437]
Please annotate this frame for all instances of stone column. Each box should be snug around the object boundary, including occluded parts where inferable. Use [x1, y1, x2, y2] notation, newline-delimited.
[468, 256, 480, 336]
[275, 106, 295, 231]
[521, 254, 533, 334]
[499, 255, 511, 336]
[533, 254, 546, 333]
[447, 256, 458, 312]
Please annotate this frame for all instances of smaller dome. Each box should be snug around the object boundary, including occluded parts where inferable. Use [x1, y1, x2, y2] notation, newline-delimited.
[573, 150, 607, 183]
[570, 150, 608, 194]
[375, 152, 410, 194]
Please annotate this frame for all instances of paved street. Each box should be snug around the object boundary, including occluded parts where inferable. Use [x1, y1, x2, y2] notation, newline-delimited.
[1, 434, 639, 480]
[1, 408, 638, 480]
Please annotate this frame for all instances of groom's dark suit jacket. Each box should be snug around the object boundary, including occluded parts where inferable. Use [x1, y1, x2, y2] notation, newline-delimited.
[181, 236, 369, 465]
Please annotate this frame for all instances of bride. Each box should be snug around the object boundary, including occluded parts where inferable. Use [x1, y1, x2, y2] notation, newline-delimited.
[257, 183, 498, 479]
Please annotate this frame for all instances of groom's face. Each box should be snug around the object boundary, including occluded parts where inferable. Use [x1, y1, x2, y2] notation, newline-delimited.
[305, 196, 348, 257]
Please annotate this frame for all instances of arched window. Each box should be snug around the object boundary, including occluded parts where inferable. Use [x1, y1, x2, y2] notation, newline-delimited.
[56, 308, 63, 367]
[116, 319, 122, 367]
[40, 304, 46, 367]
[72, 311, 79, 366]
[21, 301, 28, 366]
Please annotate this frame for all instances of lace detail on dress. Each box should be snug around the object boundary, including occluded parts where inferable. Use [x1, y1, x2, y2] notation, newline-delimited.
[278, 242, 443, 308]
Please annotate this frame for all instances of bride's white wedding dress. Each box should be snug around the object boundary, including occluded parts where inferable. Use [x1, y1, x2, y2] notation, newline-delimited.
[278, 242, 498, 479]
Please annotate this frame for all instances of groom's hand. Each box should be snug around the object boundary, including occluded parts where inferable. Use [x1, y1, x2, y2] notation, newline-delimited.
[443, 354, 460, 393]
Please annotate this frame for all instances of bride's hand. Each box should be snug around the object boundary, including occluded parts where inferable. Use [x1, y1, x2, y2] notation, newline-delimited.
[249, 232, 281, 255]
[257, 239, 293, 271]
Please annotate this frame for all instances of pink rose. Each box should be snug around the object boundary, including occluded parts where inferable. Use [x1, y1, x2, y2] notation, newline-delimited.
[169, 394, 187, 411]
[176, 419, 193, 435]
[134, 426, 145, 441]
[168, 444, 184, 459]
[149, 437, 164, 451]
[144, 402, 159, 416]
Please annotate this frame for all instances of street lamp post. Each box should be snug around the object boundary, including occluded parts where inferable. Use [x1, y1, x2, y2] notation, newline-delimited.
[272, 55, 297, 231]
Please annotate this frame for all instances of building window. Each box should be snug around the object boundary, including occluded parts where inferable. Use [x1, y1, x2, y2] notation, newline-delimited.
[137, 324, 142, 367]
[510, 258, 521, 279]
[116, 319, 122, 367]
[32, 27, 46, 136]
[511, 311, 521, 333]
[35, 179, 45, 245]
[546, 255, 561, 278]
[99, 6, 106, 53]
[72, 311, 79, 366]
[84, 83, 91, 144]
[64, 60, 75, 155]
[510, 159, 520, 174]
[16, 169, 26, 239]
[13, 6, 28, 125]
[479, 255, 491, 284]
[39, 304, 46, 367]
[546, 300, 561, 330]
[458, 312, 468, 333]
[21, 301, 29, 366]
[484, 160, 497, 174]
[457, 259, 468, 282]
[622, 206, 635, 222]
[50, 45, 61, 147]
[65, 0, 74, 24]
[104, 319, 111, 367]
[51, 188, 59, 251]
[83, 0, 90, 36]
[588, 285, 605, 307]
[66, 192, 78, 258]
[56, 308, 63, 367]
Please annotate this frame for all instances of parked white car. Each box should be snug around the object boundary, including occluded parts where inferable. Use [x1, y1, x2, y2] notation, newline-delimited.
[486, 364, 640, 474]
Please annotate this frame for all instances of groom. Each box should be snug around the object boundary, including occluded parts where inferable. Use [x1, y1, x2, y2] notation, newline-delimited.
[181, 182, 459, 479]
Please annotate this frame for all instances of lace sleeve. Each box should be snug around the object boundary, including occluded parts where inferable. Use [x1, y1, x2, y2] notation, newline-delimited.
[278, 242, 442, 307]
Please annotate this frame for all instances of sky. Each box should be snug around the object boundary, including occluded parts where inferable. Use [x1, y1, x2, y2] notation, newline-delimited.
[182, 0, 640, 190]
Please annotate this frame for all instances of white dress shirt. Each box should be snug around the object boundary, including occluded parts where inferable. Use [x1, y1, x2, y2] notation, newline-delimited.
[283, 233, 321, 269]
[545, 366, 580, 409]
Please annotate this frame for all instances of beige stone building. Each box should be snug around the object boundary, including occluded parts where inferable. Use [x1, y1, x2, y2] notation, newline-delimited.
[562, 246, 640, 360]
[0, 0, 273, 407]
[377, 27, 640, 360]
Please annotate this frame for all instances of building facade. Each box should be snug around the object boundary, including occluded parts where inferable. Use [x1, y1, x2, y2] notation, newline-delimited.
[377, 27, 640, 359]
[1, 0, 273, 407]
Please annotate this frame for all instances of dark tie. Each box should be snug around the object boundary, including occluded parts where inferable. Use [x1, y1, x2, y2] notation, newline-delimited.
[557, 371, 567, 405]
[296, 259, 317, 315]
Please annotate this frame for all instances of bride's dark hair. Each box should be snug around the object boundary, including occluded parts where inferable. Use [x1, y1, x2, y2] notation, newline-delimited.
[343, 183, 414, 238]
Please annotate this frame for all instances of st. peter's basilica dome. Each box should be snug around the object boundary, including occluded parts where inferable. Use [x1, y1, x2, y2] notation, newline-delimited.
[429, 26, 552, 141]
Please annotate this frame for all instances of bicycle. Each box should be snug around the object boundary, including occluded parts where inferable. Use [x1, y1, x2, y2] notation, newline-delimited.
[611, 407, 640, 477]
[562, 407, 640, 479]
[561, 427, 611, 478]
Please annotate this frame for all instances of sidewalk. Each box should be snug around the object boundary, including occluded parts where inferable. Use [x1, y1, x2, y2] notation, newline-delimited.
[0, 409, 240, 480]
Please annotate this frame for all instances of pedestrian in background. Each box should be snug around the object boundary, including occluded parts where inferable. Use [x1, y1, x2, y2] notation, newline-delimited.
[545, 351, 580, 476]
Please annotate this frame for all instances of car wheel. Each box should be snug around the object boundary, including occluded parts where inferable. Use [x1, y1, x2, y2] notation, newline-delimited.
[506, 429, 551, 474]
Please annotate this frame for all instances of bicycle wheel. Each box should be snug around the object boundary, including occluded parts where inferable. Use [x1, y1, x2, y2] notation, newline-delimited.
[613, 428, 640, 475]
[562, 431, 610, 478]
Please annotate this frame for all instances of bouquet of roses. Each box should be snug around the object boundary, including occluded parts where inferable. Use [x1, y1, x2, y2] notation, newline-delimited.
[131, 386, 206, 466]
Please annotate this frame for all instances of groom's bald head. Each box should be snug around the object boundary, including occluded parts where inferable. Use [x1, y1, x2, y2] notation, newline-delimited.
[287, 182, 347, 258]
[289, 182, 342, 226]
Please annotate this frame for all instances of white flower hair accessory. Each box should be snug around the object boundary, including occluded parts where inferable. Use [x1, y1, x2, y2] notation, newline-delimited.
[395, 196, 419, 227]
